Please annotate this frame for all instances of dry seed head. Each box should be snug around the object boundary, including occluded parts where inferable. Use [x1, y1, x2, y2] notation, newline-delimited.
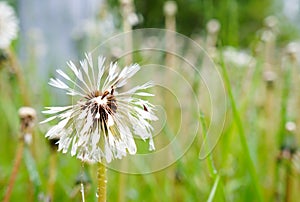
[263, 69, 277, 84]
[19, 106, 36, 119]
[18, 107, 36, 131]
[285, 121, 296, 132]
[206, 19, 221, 34]
[120, 0, 132, 6]
[18, 107, 36, 144]
[0, 2, 19, 49]
[264, 16, 278, 29]
[164, 1, 177, 16]
[286, 42, 299, 61]
[42, 53, 157, 163]
[127, 12, 139, 26]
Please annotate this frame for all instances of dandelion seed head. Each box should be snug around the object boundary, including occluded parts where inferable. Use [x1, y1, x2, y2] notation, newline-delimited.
[0, 2, 18, 49]
[42, 53, 157, 163]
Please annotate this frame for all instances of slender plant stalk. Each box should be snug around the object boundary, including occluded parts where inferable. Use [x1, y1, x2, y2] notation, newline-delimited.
[47, 152, 57, 200]
[284, 163, 292, 202]
[199, 111, 226, 201]
[117, 161, 127, 202]
[219, 53, 264, 202]
[274, 57, 292, 200]
[80, 183, 86, 202]
[7, 48, 30, 106]
[199, 112, 217, 176]
[207, 175, 220, 202]
[3, 140, 24, 202]
[97, 162, 107, 202]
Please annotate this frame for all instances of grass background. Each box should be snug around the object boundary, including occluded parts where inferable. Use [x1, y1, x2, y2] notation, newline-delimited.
[1, 0, 300, 201]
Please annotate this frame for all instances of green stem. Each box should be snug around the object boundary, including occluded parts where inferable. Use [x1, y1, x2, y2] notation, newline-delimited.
[199, 111, 217, 176]
[284, 163, 292, 202]
[97, 161, 107, 202]
[219, 54, 263, 202]
[207, 175, 220, 202]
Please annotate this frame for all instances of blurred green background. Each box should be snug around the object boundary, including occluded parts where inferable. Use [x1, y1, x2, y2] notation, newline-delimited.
[1, 0, 300, 201]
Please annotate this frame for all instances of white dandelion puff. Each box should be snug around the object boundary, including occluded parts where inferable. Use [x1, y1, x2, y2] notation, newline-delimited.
[0, 2, 19, 49]
[42, 53, 157, 163]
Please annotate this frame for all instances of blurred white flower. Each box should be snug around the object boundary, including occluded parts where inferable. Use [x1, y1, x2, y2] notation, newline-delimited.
[42, 53, 157, 163]
[0, 2, 18, 49]
[223, 47, 255, 68]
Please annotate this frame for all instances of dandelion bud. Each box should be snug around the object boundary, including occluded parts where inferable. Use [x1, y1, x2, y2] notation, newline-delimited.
[286, 42, 299, 62]
[285, 121, 296, 132]
[164, 1, 177, 16]
[18, 107, 36, 144]
[19, 107, 36, 133]
[263, 69, 277, 88]
[264, 16, 278, 30]
[206, 19, 221, 35]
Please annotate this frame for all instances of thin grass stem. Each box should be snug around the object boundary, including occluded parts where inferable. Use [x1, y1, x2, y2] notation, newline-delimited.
[219, 52, 264, 202]
[3, 140, 24, 202]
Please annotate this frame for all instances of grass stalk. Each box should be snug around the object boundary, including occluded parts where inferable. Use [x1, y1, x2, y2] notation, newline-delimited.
[219, 53, 263, 202]
[284, 163, 292, 202]
[3, 140, 24, 202]
[7, 48, 30, 106]
[207, 175, 220, 202]
[199, 111, 226, 201]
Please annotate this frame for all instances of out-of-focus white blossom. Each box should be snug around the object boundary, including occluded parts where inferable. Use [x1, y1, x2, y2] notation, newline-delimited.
[223, 47, 255, 68]
[0, 2, 18, 49]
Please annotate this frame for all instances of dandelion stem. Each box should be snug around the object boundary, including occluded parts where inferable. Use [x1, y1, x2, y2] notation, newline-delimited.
[47, 152, 57, 200]
[284, 163, 292, 202]
[7, 48, 30, 106]
[97, 161, 107, 202]
[80, 183, 85, 202]
[3, 140, 24, 202]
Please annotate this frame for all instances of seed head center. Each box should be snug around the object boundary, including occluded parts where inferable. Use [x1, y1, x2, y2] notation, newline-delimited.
[93, 96, 107, 106]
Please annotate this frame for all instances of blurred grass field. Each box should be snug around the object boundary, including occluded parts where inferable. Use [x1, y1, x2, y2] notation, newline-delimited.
[1, 0, 300, 201]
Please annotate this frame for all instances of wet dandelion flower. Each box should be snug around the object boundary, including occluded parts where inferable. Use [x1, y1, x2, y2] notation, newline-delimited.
[42, 53, 157, 163]
[0, 2, 18, 49]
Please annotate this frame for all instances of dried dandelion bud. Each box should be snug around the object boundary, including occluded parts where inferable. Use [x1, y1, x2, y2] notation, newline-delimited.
[206, 19, 221, 35]
[263, 69, 277, 88]
[286, 42, 299, 62]
[264, 16, 278, 30]
[120, 0, 132, 6]
[285, 121, 296, 132]
[18, 107, 36, 144]
[164, 1, 177, 16]
[19, 107, 36, 133]
[127, 12, 139, 26]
